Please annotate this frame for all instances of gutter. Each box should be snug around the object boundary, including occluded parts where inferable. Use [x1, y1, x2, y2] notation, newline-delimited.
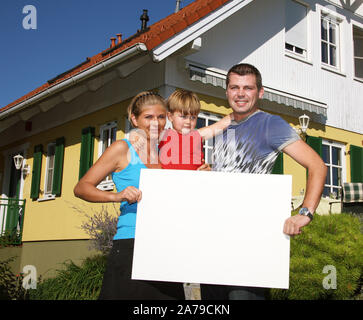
[0, 43, 148, 120]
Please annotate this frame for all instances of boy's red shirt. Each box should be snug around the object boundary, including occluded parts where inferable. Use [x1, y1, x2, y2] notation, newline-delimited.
[158, 129, 204, 170]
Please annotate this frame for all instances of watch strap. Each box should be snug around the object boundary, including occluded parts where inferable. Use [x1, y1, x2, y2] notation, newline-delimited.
[299, 207, 313, 221]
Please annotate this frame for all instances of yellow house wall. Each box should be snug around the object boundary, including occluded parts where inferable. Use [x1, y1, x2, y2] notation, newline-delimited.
[1, 100, 130, 242]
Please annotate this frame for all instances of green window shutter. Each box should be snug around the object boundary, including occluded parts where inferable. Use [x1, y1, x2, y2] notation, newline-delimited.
[271, 152, 284, 174]
[306, 136, 323, 157]
[52, 137, 65, 196]
[350, 145, 363, 182]
[79, 127, 95, 180]
[306, 136, 323, 178]
[30, 145, 43, 200]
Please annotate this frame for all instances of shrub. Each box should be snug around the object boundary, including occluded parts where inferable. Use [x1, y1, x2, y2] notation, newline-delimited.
[70, 203, 118, 255]
[29, 254, 106, 300]
[269, 212, 363, 300]
[0, 256, 29, 300]
[0, 231, 22, 247]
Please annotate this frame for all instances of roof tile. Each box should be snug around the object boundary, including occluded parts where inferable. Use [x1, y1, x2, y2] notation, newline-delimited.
[170, 19, 188, 34]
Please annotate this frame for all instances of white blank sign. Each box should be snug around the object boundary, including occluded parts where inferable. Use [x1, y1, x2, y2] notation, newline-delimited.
[132, 169, 291, 289]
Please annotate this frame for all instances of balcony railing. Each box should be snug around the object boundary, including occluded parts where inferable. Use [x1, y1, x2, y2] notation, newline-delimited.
[0, 198, 26, 245]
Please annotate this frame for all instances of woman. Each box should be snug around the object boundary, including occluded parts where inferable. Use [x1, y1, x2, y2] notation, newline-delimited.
[74, 91, 185, 299]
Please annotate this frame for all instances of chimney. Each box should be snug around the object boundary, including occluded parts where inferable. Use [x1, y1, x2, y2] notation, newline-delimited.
[140, 9, 149, 31]
[110, 37, 116, 47]
[116, 33, 122, 44]
[175, 0, 182, 13]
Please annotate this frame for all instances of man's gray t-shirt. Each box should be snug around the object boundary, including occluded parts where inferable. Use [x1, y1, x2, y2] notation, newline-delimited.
[212, 110, 300, 174]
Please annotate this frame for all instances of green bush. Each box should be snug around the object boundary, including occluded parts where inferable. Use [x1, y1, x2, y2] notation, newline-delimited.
[0, 256, 29, 300]
[29, 254, 106, 300]
[269, 212, 363, 300]
[0, 231, 22, 247]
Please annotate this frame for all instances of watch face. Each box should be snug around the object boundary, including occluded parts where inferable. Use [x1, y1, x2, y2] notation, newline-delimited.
[299, 208, 313, 220]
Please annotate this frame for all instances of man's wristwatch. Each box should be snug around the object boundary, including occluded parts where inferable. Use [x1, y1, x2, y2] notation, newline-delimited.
[299, 207, 314, 221]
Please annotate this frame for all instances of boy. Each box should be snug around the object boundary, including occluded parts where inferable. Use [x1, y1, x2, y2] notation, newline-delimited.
[159, 89, 232, 170]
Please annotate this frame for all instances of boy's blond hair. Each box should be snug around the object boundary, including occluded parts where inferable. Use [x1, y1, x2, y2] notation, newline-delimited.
[167, 89, 201, 116]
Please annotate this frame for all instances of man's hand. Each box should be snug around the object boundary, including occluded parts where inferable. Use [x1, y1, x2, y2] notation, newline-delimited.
[283, 214, 311, 236]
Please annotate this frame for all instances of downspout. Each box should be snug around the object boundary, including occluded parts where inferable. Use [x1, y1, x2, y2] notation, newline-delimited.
[0, 43, 148, 120]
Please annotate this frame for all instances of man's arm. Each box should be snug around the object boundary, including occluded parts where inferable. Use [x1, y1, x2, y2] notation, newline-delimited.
[282, 140, 327, 236]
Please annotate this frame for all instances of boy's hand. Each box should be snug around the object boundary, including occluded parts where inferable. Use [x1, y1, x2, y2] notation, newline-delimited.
[129, 129, 147, 151]
[197, 163, 211, 171]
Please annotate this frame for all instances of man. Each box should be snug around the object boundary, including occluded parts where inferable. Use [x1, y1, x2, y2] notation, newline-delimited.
[200, 63, 327, 300]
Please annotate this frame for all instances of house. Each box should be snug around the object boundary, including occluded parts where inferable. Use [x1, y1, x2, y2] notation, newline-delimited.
[0, 0, 362, 278]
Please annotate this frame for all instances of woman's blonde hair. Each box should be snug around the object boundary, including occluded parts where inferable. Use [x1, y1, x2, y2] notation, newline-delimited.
[167, 89, 201, 116]
[127, 91, 167, 127]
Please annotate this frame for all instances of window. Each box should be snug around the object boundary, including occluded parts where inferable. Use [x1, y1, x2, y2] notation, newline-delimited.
[322, 140, 346, 199]
[353, 26, 363, 79]
[97, 121, 117, 191]
[37, 137, 65, 201]
[196, 112, 222, 164]
[44, 143, 56, 197]
[285, 0, 308, 57]
[321, 14, 340, 68]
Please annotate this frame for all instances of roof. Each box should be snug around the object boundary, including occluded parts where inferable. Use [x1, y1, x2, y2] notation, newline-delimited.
[0, 0, 230, 114]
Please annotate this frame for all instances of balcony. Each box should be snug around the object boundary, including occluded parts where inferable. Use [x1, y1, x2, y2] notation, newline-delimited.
[0, 198, 26, 246]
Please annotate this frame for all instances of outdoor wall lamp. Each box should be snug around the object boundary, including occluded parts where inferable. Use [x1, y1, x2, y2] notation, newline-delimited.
[295, 114, 310, 140]
[13, 154, 31, 176]
[299, 114, 310, 133]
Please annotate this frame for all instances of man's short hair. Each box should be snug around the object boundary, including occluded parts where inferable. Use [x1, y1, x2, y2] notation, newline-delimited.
[167, 89, 201, 116]
[226, 63, 263, 90]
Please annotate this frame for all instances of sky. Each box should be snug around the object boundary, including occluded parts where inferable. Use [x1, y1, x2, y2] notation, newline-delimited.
[0, 0, 196, 108]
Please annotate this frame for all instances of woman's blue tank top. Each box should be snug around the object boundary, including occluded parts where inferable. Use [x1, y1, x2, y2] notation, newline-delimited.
[112, 139, 147, 240]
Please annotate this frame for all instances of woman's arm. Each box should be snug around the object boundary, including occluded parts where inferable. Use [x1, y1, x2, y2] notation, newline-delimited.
[197, 113, 233, 140]
[74, 140, 142, 204]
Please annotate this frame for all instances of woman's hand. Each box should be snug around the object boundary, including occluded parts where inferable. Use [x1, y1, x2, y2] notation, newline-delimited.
[113, 186, 142, 204]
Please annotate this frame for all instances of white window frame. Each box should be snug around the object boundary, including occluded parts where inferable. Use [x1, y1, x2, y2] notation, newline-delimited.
[322, 139, 346, 199]
[353, 24, 363, 80]
[197, 111, 223, 165]
[124, 118, 132, 139]
[320, 9, 343, 72]
[284, 0, 311, 62]
[97, 121, 117, 191]
[39, 142, 56, 201]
